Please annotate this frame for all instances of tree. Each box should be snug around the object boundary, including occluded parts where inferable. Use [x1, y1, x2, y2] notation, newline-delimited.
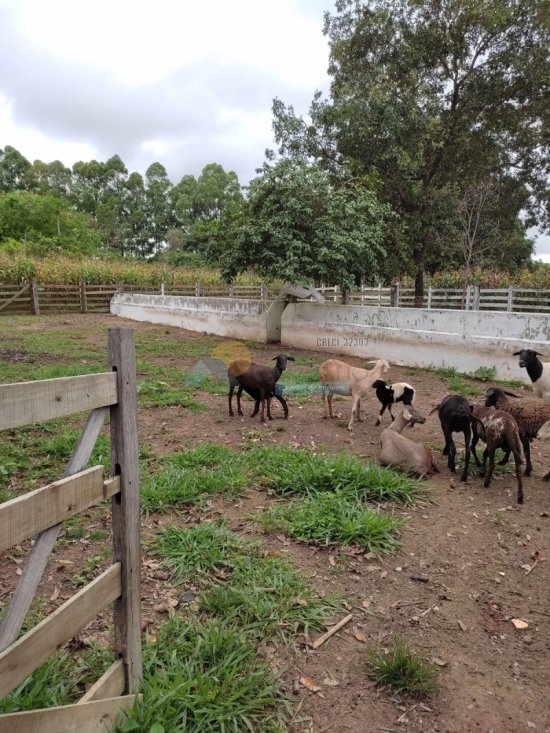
[168, 163, 244, 263]
[0, 191, 101, 256]
[273, 0, 550, 304]
[222, 160, 389, 287]
[0, 146, 32, 192]
[144, 162, 173, 255]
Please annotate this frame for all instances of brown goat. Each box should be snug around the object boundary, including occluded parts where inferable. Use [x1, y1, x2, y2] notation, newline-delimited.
[471, 404, 524, 504]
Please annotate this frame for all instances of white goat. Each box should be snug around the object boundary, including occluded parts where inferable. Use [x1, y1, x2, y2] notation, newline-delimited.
[514, 349, 550, 401]
[319, 358, 390, 431]
[379, 404, 438, 478]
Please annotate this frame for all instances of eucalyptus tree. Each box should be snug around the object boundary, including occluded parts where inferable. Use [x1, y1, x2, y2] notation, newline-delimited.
[273, 0, 550, 303]
[0, 146, 32, 192]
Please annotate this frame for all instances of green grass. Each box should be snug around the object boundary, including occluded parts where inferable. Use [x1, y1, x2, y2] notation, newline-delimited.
[141, 463, 247, 512]
[116, 617, 287, 733]
[0, 645, 114, 713]
[246, 446, 424, 504]
[201, 553, 340, 640]
[257, 492, 403, 552]
[366, 638, 441, 697]
[434, 366, 480, 396]
[154, 522, 253, 583]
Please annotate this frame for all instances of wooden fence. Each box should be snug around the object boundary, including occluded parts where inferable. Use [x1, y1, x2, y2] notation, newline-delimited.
[2, 281, 550, 315]
[0, 328, 141, 732]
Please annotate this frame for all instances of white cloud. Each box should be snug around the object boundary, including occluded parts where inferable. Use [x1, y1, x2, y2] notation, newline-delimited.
[0, 0, 331, 183]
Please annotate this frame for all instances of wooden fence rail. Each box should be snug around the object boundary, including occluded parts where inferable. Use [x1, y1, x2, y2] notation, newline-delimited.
[0, 328, 141, 732]
[3, 281, 550, 314]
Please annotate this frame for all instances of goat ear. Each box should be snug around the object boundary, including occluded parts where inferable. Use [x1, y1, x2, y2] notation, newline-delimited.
[535, 352, 543, 356]
[504, 390, 521, 398]
[287, 355, 295, 361]
[513, 351, 522, 356]
[271, 356, 277, 361]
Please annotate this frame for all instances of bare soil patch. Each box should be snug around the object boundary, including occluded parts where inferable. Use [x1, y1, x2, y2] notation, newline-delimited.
[1, 313, 549, 733]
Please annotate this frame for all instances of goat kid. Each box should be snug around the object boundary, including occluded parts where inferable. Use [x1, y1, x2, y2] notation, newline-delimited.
[379, 404, 438, 478]
[372, 379, 416, 426]
[431, 394, 484, 482]
[471, 404, 524, 504]
[228, 354, 294, 422]
[319, 358, 390, 432]
[514, 349, 550, 401]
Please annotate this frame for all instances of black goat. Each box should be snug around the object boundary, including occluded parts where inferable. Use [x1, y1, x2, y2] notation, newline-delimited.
[431, 394, 484, 482]
[228, 354, 294, 422]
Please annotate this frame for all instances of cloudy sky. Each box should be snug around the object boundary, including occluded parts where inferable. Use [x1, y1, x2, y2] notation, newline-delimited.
[1, 0, 548, 259]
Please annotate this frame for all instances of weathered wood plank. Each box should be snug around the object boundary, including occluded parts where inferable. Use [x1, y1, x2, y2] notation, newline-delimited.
[78, 659, 126, 704]
[0, 468, 120, 553]
[0, 407, 109, 652]
[0, 373, 117, 431]
[0, 564, 121, 699]
[0, 284, 29, 313]
[0, 694, 139, 733]
[109, 328, 142, 693]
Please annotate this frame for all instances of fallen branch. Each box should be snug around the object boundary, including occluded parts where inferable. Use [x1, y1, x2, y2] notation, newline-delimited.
[311, 613, 353, 649]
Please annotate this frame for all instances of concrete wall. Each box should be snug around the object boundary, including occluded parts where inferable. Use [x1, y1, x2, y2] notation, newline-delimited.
[110, 293, 286, 343]
[281, 303, 550, 383]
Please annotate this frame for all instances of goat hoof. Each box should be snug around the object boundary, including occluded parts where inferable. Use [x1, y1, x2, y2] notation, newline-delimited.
[543, 473, 550, 482]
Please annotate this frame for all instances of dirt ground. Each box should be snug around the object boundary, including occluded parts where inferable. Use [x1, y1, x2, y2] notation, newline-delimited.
[1, 314, 549, 733]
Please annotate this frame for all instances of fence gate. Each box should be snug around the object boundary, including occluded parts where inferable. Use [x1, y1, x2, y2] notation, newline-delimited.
[0, 328, 142, 732]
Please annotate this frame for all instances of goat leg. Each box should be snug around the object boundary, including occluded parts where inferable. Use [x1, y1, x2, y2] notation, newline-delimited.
[236, 386, 245, 416]
[471, 434, 483, 469]
[483, 449, 495, 488]
[460, 426, 472, 482]
[521, 436, 533, 476]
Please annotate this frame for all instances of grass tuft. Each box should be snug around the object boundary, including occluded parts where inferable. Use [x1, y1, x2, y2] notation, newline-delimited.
[257, 491, 403, 552]
[115, 617, 287, 733]
[366, 638, 441, 697]
[246, 446, 423, 504]
[201, 554, 340, 640]
[154, 522, 253, 583]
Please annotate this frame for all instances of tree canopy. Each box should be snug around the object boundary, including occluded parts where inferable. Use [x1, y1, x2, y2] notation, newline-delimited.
[222, 160, 389, 287]
[271, 0, 548, 298]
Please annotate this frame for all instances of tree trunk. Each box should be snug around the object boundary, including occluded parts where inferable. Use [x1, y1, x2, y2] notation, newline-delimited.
[414, 267, 424, 308]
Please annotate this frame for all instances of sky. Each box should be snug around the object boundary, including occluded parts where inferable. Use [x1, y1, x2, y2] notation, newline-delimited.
[1, 0, 549, 260]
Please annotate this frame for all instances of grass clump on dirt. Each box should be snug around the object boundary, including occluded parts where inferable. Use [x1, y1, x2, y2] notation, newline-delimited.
[257, 492, 403, 552]
[366, 638, 441, 697]
[115, 617, 287, 733]
[434, 366, 480, 396]
[153, 522, 253, 583]
[0, 645, 114, 713]
[201, 553, 340, 640]
[247, 446, 424, 504]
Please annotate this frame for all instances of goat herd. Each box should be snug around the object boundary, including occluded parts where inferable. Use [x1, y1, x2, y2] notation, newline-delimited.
[227, 348, 550, 506]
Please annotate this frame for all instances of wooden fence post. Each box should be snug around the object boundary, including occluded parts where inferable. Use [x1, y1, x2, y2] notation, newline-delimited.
[390, 283, 400, 307]
[30, 281, 40, 315]
[79, 281, 87, 313]
[507, 285, 514, 312]
[427, 286, 433, 309]
[473, 285, 481, 310]
[195, 281, 201, 298]
[108, 329, 142, 693]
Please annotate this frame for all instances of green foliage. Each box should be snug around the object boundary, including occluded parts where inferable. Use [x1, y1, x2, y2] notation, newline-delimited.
[247, 446, 423, 504]
[201, 553, 340, 640]
[0, 191, 101, 256]
[257, 491, 403, 552]
[0, 645, 114, 712]
[366, 638, 441, 697]
[115, 618, 287, 733]
[434, 367, 481, 396]
[222, 159, 390, 288]
[272, 0, 549, 291]
[154, 522, 253, 583]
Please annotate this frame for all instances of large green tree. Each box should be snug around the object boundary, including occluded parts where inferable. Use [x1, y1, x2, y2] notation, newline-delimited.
[168, 163, 244, 263]
[222, 159, 389, 287]
[0, 191, 101, 256]
[273, 0, 549, 302]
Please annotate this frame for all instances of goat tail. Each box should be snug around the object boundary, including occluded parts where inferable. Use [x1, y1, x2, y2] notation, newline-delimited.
[512, 431, 524, 465]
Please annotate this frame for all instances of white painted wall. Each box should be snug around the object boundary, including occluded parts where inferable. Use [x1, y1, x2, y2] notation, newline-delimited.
[110, 293, 285, 343]
[281, 303, 550, 382]
[111, 293, 549, 382]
